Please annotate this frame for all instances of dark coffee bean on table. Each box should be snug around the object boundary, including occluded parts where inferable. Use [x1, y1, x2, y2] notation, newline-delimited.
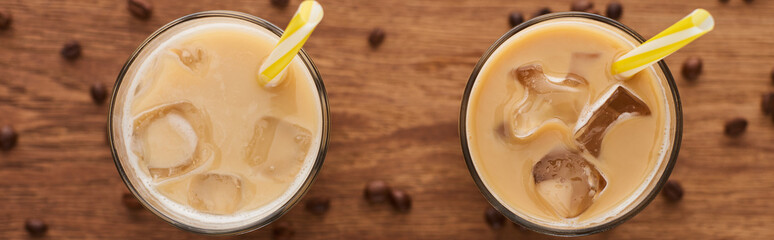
[271, 0, 290, 8]
[724, 117, 748, 137]
[484, 206, 506, 230]
[761, 93, 774, 115]
[305, 196, 330, 215]
[61, 41, 82, 60]
[681, 56, 703, 81]
[368, 28, 385, 48]
[606, 2, 623, 20]
[534, 7, 551, 18]
[389, 189, 412, 212]
[272, 222, 294, 240]
[364, 180, 391, 204]
[571, 0, 594, 12]
[24, 218, 48, 236]
[662, 180, 684, 201]
[122, 192, 144, 210]
[0, 10, 12, 30]
[90, 82, 108, 105]
[0, 124, 18, 151]
[128, 0, 153, 19]
[509, 12, 524, 27]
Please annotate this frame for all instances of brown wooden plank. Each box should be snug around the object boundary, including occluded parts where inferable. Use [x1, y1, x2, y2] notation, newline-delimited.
[1, 0, 773, 239]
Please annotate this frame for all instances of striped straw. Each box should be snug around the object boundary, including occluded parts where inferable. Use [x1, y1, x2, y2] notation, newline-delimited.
[612, 9, 714, 79]
[258, 0, 323, 87]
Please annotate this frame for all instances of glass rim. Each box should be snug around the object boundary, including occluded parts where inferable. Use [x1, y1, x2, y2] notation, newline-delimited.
[458, 12, 683, 236]
[107, 10, 330, 235]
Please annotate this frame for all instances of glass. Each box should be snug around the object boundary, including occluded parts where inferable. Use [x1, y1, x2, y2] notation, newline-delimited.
[459, 12, 682, 236]
[107, 11, 329, 235]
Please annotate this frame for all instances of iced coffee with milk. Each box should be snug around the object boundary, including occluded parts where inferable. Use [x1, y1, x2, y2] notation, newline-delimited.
[109, 12, 326, 233]
[463, 15, 680, 234]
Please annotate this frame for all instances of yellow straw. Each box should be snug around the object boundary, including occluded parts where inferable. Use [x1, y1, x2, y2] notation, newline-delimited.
[258, 0, 323, 87]
[612, 9, 714, 79]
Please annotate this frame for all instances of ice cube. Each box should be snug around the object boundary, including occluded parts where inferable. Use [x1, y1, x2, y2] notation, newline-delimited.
[188, 172, 243, 214]
[533, 148, 606, 218]
[515, 64, 586, 93]
[506, 64, 590, 141]
[132, 101, 215, 180]
[140, 113, 196, 168]
[574, 85, 651, 157]
[170, 46, 209, 73]
[245, 116, 312, 182]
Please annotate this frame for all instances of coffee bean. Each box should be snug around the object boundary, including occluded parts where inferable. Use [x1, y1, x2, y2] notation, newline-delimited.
[571, 0, 594, 12]
[534, 7, 551, 18]
[127, 0, 153, 20]
[272, 222, 294, 240]
[681, 56, 703, 81]
[724, 117, 748, 137]
[271, 0, 290, 8]
[60, 41, 82, 60]
[0, 124, 18, 151]
[761, 93, 774, 115]
[305, 196, 330, 215]
[24, 218, 48, 236]
[662, 180, 684, 202]
[90, 82, 108, 105]
[122, 192, 144, 210]
[389, 189, 411, 212]
[606, 2, 623, 20]
[484, 206, 506, 230]
[509, 12, 524, 27]
[364, 180, 391, 204]
[0, 10, 12, 30]
[368, 28, 385, 48]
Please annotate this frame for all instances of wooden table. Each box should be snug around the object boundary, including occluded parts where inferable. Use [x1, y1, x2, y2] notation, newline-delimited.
[1, 0, 773, 239]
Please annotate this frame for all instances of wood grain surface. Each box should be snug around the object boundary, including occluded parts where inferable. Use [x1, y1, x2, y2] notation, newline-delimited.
[1, 0, 773, 239]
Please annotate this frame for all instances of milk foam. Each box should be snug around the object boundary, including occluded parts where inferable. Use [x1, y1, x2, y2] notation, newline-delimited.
[121, 21, 322, 226]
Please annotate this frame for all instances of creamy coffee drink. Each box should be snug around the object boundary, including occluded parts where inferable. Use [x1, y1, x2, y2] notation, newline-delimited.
[465, 17, 675, 230]
[111, 14, 325, 231]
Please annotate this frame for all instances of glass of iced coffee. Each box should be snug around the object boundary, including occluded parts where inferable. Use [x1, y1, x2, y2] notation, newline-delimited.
[108, 11, 328, 234]
[460, 12, 681, 236]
